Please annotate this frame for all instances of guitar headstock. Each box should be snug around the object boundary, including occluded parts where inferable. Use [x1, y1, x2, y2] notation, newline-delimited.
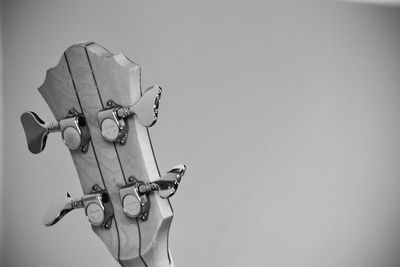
[20, 42, 186, 266]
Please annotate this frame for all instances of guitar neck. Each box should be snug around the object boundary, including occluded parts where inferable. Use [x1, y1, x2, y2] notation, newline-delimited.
[21, 42, 185, 266]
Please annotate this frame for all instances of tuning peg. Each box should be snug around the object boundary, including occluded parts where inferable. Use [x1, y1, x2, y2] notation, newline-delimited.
[44, 191, 113, 227]
[119, 182, 150, 219]
[120, 164, 186, 220]
[151, 164, 186, 199]
[20, 112, 60, 154]
[121, 84, 162, 127]
[43, 192, 82, 226]
[97, 85, 162, 143]
[20, 111, 90, 154]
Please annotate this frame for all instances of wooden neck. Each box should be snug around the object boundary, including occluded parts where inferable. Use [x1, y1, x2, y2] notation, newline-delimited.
[119, 215, 175, 267]
[38, 42, 179, 267]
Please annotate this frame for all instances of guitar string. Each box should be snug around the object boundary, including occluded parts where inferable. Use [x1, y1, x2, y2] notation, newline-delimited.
[84, 46, 128, 184]
[85, 44, 149, 267]
[64, 50, 124, 266]
[127, 53, 174, 265]
[146, 126, 173, 264]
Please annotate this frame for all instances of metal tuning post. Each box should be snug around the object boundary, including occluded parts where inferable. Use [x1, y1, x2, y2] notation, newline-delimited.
[20, 111, 90, 154]
[44, 190, 113, 228]
[97, 85, 162, 143]
[120, 164, 186, 220]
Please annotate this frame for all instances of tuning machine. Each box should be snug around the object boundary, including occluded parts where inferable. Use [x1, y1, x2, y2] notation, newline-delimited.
[97, 85, 161, 143]
[20, 110, 90, 154]
[119, 181, 150, 220]
[44, 187, 113, 228]
[120, 164, 186, 220]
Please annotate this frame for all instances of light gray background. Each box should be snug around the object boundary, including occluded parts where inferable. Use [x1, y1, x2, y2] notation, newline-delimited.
[2, 1, 400, 266]
[0, 1, 3, 264]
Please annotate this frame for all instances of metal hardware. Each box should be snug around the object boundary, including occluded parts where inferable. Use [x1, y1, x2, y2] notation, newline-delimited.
[69, 108, 79, 115]
[83, 193, 109, 226]
[104, 219, 113, 229]
[120, 182, 150, 220]
[97, 85, 162, 143]
[44, 190, 113, 228]
[119, 164, 186, 219]
[20, 111, 90, 154]
[92, 184, 102, 192]
[60, 115, 90, 152]
[116, 85, 162, 127]
[137, 164, 186, 198]
[152, 164, 186, 199]
[128, 176, 137, 183]
[43, 192, 82, 226]
[97, 107, 129, 143]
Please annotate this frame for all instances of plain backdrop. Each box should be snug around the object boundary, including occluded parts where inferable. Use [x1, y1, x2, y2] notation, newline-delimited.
[0, 1, 3, 264]
[2, 1, 400, 266]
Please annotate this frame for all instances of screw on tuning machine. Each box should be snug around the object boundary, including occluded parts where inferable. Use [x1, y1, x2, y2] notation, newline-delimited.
[20, 111, 90, 154]
[120, 164, 186, 220]
[44, 190, 113, 227]
[97, 85, 162, 143]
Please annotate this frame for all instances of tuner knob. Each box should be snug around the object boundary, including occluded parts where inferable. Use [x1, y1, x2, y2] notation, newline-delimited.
[97, 85, 162, 143]
[44, 191, 113, 227]
[120, 164, 186, 219]
[152, 164, 186, 199]
[20, 111, 90, 154]
[119, 182, 150, 219]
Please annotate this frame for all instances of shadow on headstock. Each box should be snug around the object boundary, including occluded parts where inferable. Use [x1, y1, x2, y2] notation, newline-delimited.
[20, 42, 186, 267]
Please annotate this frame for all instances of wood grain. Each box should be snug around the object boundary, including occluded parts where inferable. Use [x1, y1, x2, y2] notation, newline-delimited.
[86, 44, 174, 267]
[39, 49, 120, 259]
[39, 42, 175, 267]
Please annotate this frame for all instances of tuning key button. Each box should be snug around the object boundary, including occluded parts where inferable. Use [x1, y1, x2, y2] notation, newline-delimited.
[97, 108, 128, 143]
[44, 191, 113, 227]
[119, 84, 162, 127]
[20, 111, 90, 153]
[97, 85, 162, 144]
[43, 192, 81, 226]
[82, 192, 113, 227]
[60, 115, 90, 151]
[120, 182, 149, 219]
[20, 112, 60, 154]
[119, 164, 186, 220]
[153, 164, 186, 199]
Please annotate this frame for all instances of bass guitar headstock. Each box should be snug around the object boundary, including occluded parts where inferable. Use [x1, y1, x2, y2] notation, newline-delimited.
[20, 42, 186, 267]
